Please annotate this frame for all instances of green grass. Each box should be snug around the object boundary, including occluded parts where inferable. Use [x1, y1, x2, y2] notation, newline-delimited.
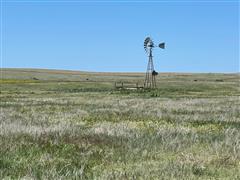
[0, 68, 239, 179]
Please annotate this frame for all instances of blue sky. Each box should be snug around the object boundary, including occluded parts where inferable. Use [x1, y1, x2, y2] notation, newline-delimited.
[1, 1, 239, 72]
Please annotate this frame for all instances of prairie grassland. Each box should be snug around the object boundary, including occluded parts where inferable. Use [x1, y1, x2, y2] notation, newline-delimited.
[0, 69, 240, 179]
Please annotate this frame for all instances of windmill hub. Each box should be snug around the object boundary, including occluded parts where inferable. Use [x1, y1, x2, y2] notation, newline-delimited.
[144, 37, 165, 89]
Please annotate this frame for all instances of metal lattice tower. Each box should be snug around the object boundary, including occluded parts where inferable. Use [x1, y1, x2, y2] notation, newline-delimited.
[143, 37, 165, 89]
[144, 48, 156, 88]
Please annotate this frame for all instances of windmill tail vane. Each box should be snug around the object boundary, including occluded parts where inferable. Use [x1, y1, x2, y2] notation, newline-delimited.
[143, 37, 165, 89]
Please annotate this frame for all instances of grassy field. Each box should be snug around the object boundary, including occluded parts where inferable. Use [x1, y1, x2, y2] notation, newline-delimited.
[0, 68, 239, 179]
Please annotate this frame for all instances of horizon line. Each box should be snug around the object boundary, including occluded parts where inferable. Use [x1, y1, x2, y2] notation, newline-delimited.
[1, 67, 239, 74]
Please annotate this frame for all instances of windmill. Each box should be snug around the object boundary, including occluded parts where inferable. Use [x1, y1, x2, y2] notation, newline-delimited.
[144, 37, 165, 89]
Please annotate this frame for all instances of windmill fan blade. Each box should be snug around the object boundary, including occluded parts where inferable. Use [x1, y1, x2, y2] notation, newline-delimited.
[144, 37, 151, 47]
[159, 42, 165, 49]
[144, 47, 148, 53]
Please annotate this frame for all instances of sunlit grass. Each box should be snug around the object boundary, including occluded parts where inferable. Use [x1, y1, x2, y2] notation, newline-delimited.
[0, 69, 239, 179]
